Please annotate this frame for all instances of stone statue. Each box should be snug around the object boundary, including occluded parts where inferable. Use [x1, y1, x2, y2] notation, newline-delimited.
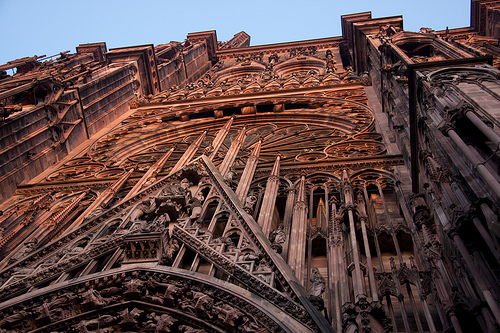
[179, 325, 207, 333]
[130, 198, 156, 222]
[161, 238, 179, 265]
[76, 315, 117, 333]
[19, 238, 38, 257]
[145, 312, 177, 332]
[308, 267, 326, 311]
[187, 192, 204, 222]
[310, 267, 325, 297]
[159, 178, 191, 199]
[243, 195, 257, 214]
[224, 169, 236, 188]
[238, 252, 259, 262]
[118, 307, 143, 328]
[81, 287, 109, 308]
[123, 278, 144, 296]
[269, 224, 286, 253]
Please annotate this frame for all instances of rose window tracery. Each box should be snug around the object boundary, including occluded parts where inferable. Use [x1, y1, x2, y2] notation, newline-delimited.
[38, 96, 382, 184]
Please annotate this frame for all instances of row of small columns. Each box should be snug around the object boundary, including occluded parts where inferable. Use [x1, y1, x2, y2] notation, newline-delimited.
[418, 189, 500, 329]
[439, 114, 500, 202]
[437, 110, 500, 326]
[329, 174, 445, 333]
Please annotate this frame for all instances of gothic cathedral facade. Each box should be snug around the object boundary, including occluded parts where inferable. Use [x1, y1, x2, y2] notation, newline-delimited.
[1, 2, 500, 332]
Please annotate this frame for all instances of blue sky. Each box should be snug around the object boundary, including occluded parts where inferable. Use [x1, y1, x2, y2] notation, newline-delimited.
[0, 0, 470, 66]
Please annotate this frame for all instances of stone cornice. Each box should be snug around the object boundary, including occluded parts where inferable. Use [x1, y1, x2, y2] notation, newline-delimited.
[215, 36, 343, 59]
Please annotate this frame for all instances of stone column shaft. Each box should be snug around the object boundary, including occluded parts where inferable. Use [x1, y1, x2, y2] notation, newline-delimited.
[169, 130, 207, 176]
[288, 175, 308, 282]
[257, 155, 280, 236]
[389, 261, 412, 333]
[124, 145, 175, 200]
[209, 116, 234, 160]
[329, 240, 343, 333]
[421, 297, 437, 333]
[235, 140, 262, 201]
[219, 126, 246, 176]
[472, 215, 500, 263]
[386, 294, 399, 333]
[281, 187, 295, 260]
[342, 170, 364, 298]
[377, 183, 403, 263]
[348, 209, 364, 298]
[406, 283, 424, 332]
[452, 232, 500, 324]
[360, 217, 378, 302]
[449, 312, 464, 333]
[446, 128, 500, 200]
[465, 109, 500, 149]
[66, 169, 134, 233]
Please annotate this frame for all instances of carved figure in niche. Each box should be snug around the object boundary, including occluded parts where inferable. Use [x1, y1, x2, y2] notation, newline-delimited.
[119, 307, 143, 326]
[179, 325, 207, 333]
[99, 286, 122, 299]
[378, 23, 399, 37]
[161, 238, 179, 265]
[268, 53, 279, 65]
[0, 310, 28, 328]
[131, 198, 156, 222]
[81, 287, 109, 308]
[342, 183, 353, 206]
[147, 280, 183, 306]
[240, 321, 267, 333]
[238, 252, 259, 262]
[160, 178, 191, 199]
[237, 252, 259, 271]
[310, 267, 325, 297]
[18, 238, 38, 258]
[309, 267, 326, 311]
[145, 312, 177, 332]
[361, 72, 371, 86]
[76, 315, 117, 333]
[191, 291, 215, 318]
[213, 236, 236, 251]
[34, 293, 77, 322]
[155, 213, 170, 230]
[224, 169, 236, 188]
[255, 255, 272, 272]
[123, 278, 144, 296]
[187, 192, 204, 223]
[269, 224, 286, 254]
[179, 293, 197, 315]
[214, 302, 244, 329]
[139, 212, 169, 233]
[243, 195, 257, 214]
